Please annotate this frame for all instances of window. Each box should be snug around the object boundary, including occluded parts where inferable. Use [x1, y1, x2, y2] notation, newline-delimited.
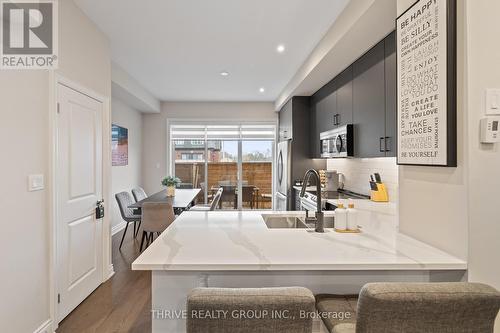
[170, 123, 276, 209]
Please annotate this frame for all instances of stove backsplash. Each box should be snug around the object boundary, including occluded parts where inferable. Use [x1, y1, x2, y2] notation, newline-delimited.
[326, 157, 398, 204]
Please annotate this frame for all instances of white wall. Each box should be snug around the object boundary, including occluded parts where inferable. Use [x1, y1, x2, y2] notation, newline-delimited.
[464, 0, 500, 290]
[0, 71, 50, 333]
[0, 1, 111, 332]
[142, 102, 277, 194]
[111, 98, 143, 230]
[397, 0, 468, 260]
[396, 2, 500, 329]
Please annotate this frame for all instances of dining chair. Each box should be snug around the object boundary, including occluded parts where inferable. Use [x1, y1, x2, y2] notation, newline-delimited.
[241, 185, 256, 209]
[187, 287, 315, 333]
[190, 188, 223, 211]
[140, 202, 175, 251]
[200, 182, 213, 202]
[132, 187, 147, 202]
[115, 191, 141, 250]
[315, 282, 500, 333]
[220, 185, 236, 209]
[131, 187, 147, 236]
[259, 193, 272, 209]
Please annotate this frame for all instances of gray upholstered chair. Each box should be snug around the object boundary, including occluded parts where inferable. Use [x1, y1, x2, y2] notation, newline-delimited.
[131, 187, 147, 236]
[187, 287, 316, 333]
[140, 202, 175, 251]
[131, 187, 147, 202]
[316, 282, 500, 333]
[190, 187, 223, 211]
[115, 191, 142, 250]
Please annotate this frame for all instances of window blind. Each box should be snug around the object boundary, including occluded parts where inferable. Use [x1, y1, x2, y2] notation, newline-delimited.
[170, 123, 276, 140]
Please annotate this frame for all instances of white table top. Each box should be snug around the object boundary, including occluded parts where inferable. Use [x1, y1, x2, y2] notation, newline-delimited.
[132, 209, 466, 272]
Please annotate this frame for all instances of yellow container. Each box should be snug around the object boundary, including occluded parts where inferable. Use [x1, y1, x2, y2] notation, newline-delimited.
[370, 183, 389, 202]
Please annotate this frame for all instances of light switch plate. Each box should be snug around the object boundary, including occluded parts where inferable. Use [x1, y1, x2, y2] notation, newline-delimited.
[28, 174, 44, 191]
[486, 89, 500, 115]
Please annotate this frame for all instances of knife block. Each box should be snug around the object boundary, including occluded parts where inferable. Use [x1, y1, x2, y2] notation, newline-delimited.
[370, 183, 389, 202]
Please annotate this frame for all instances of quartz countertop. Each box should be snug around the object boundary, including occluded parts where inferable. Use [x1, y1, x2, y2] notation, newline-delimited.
[132, 210, 466, 271]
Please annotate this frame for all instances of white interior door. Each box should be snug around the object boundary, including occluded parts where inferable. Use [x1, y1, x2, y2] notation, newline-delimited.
[56, 83, 103, 322]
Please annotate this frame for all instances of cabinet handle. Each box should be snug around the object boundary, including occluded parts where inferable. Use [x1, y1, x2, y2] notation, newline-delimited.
[379, 137, 385, 152]
[333, 114, 340, 126]
[384, 137, 391, 152]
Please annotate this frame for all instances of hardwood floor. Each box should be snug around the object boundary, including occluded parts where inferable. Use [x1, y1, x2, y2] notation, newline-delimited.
[56, 226, 152, 333]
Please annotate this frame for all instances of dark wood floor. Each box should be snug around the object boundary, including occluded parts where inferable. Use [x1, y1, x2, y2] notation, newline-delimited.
[57, 226, 152, 333]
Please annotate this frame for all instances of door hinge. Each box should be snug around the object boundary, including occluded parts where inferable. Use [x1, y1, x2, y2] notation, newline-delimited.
[57, 293, 61, 304]
[57, 103, 60, 114]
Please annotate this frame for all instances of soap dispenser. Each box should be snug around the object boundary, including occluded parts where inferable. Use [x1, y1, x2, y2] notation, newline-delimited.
[335, 203, 347, 231]
[347, 201, 358, 231]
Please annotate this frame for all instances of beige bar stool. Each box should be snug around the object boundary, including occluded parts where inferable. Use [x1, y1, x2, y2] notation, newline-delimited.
[315, 282, 500, 333]
[187, 287, 316, 333]
[140, 202, 175, 251]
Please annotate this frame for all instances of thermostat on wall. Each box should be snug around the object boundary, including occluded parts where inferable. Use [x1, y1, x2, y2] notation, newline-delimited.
[480, 117, 500, 143]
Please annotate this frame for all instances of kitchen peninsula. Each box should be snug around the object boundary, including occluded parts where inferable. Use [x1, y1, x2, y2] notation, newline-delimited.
[132, 209, 466, 333]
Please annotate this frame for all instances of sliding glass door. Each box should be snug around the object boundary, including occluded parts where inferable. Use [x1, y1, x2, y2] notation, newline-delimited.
[170, 123, 275, 210]
[207, 140, 239, 210]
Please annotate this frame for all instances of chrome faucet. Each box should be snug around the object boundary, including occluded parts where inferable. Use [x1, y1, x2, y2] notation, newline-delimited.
[299, 169, 324, 233]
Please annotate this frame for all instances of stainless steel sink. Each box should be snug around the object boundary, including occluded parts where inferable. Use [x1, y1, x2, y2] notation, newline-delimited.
[262, 214, 335, 229]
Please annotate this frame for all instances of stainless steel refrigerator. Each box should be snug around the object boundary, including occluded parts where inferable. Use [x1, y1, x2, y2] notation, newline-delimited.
[275, 140, 291, 211]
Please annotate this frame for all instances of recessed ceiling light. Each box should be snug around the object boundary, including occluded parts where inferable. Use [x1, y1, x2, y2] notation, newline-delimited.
[220, 71, 229, 77]
[276, 44, 285, 53]
[259, 87, 265, 93]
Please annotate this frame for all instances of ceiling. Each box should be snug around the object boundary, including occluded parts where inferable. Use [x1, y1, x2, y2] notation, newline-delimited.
[74, 0, 349, 102]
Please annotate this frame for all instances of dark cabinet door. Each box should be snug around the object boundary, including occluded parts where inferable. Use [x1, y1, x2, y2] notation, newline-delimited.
[336, 66, 353, 127]
[353, 41, 386, 158]
[279, 99, 293, 141]
[310, 78, 337, 158]
[316, 90, 337, 135]
[384, 31, 396, 157]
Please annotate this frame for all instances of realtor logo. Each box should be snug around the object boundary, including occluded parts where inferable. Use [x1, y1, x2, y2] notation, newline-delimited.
[1, 0, 58, 69]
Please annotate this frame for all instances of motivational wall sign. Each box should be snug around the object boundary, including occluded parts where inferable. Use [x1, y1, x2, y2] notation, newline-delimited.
[396, 0, 457, 166]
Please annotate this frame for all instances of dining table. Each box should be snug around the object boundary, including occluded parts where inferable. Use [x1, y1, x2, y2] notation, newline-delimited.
[128, 188, 201, 214]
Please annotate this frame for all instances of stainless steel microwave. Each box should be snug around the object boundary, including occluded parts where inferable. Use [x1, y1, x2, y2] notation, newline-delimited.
[320, 124, 354, 158]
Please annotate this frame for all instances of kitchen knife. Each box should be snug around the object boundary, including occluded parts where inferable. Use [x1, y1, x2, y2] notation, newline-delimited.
[369, 181, 378, 191]
[374, 173, 382, 183]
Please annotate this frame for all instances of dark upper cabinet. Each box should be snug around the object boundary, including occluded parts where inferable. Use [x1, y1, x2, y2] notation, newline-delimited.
[384, 31, 396, 157]
[309, 32, 396, 159]
[278, 99, 293, 141]
[353, 40, 386, 158]
[336, 66, 353, 127]
[310, 79, 336, 158]
[316, 90, 337, 135]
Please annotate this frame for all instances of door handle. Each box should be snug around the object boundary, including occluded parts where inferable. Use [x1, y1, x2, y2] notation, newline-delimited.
[96, 199, 105, 219]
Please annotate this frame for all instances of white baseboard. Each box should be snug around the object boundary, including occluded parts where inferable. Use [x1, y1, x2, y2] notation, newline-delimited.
[107, 264, 115, 280]
[34, 319, 53, 333]
[111, 221, 127, 236]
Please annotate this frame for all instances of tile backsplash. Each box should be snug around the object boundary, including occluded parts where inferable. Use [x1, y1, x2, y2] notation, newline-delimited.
[326, 157, 399, 203]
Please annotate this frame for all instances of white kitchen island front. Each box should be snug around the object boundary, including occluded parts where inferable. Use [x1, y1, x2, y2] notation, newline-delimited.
[132, 210, 466, 333]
